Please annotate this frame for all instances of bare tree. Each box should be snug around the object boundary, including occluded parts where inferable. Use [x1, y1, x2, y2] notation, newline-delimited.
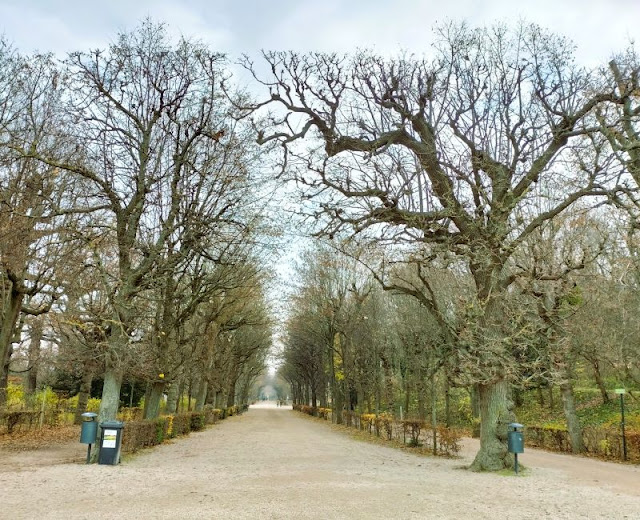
[242, 22, 616, 469]
[17, 21, 258, 424]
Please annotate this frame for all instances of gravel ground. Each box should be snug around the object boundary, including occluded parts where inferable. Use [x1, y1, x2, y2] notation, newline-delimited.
[1, 403, 639, 519]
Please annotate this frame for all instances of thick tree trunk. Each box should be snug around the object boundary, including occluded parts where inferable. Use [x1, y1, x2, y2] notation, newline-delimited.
[226, 378, 237, 408]
[98, 367, 123, 422]
[560, 381, 583, 453]
[92, 366, 124, 462]
[144, 381, 165, 419]
[194, 377, 208, 412]
[470, 380, 514, 471]
[0, 289, 23, 409]
[165, 381, 179, 414]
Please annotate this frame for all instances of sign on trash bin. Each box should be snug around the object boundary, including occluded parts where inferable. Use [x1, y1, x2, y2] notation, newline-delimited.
[102, 430, 118, 448]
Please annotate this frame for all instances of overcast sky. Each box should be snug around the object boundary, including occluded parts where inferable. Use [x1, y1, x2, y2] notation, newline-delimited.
[1, 0, 638, 66]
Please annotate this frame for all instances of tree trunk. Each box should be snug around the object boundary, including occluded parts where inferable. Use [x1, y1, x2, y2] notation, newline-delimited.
[591, 358, 609, 404]
[165, 381, 179, 414]
[470, 385, 480, 419]
[144, 381, 165, 419]
[470, 380, 514, 471]
[226, 378, 237, 408]
[142, 383, 152, 417]
[560, 381, 584, 453]
[417, 375, 427, 422]
[26, 318, 43, 394]
[431, 373, 437, 455]
[98, 367, 123, 422]
[0, 288, 23, 409]
[74, 370, 94, 425]
[194, 377, 208, 412]
[404, 381, 411, 419]
[444, 378, 451, 427]
[381, 356, 395, 413]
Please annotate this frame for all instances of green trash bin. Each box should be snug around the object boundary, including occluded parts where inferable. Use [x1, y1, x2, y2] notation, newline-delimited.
[508, 422, 524, 474]
[98, 420, 125, 465]
[80, 412, 98, 464]
[508, 423, 524, 454]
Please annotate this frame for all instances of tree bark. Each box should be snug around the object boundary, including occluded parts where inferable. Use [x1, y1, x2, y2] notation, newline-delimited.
[560, 380, 584, 453]
[144, 381, 165, 419]
[0, 288, 23, 409]
[74, 370, 94, 425]
[444, 378, 451, 427]
[165, 381, 179, 414]
[26, 318, 43, 394]
[98, 366, 123, 422]
[470, 380, 514, 471]
[591, 358, 609, 404]
[194, 377, 208, 412]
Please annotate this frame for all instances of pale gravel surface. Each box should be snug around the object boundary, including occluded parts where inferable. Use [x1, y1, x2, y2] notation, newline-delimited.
[1, 402, 639, 519]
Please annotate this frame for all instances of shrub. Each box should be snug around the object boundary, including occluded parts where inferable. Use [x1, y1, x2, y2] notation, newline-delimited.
[121, 418, 169, 453]
[190, 412, 206, 431]
[402, 420, 425, 447]
[376, 413, 394, 440]
[317, 407, 332, 420]
[436, 425, 462, 456]
[361, 413, 376, 433]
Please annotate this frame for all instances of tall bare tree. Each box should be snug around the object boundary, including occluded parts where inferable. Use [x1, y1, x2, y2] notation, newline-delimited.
[243, 22, 616, 469]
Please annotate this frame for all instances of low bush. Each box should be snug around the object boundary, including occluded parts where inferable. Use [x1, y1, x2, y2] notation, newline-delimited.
[317, 407, 332, 420]
[190, 412, 206, 431]
[402, 420, 425, 447]
[121, 410, 229, 453]
[436, 425, 462, 455]
[376, 413, 394, 440]
[360, 413, 376, 433]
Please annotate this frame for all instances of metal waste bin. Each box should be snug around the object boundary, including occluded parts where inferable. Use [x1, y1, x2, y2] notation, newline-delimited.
[80, 412, 98, 464]
[508, 423, 524, 453]
[98, 420, 125, 465]
[80, 412, 98, 444]
[508, 422, 524, 474]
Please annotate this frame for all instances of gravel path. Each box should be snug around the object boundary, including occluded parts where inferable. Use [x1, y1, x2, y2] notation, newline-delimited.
[1, 403, 639, 519]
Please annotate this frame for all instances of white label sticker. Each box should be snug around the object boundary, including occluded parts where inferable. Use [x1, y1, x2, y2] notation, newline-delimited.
[102, 429, 117, 448]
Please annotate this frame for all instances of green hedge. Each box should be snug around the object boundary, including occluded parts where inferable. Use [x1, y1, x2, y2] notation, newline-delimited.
[121, 410, 223, 453]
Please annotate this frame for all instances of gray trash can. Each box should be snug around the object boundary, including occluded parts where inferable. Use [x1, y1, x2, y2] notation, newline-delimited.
[98, 420, 125, 465]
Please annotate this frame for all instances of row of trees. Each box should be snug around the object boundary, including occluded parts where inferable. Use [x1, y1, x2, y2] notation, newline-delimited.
[253, 23, 640, 470]
[3, 18, 640, 472]
[0, 22, 275, 424]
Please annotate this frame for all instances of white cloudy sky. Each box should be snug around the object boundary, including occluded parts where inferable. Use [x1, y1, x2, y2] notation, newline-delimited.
[1, 0, 638, 66]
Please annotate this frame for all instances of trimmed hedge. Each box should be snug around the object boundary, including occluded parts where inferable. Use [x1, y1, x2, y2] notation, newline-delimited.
[292, 404, 462, 456]
[526, 425, 640, 462]
[120, 406, 238, 453]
